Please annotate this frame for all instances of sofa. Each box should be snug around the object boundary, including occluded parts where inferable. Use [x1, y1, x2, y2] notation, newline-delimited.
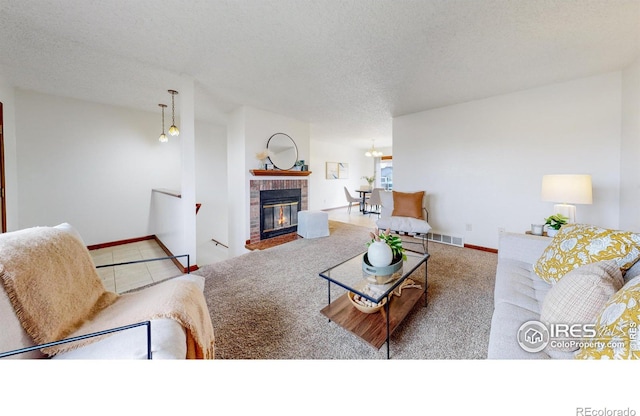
[0, 223, 215, 359]
[488, 227, 640, 359]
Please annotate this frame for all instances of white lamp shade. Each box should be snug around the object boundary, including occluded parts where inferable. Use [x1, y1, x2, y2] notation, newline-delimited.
[541, 174, 593, 205]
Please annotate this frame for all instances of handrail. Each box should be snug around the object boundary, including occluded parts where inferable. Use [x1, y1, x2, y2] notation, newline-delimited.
[0, 321, 152, 359]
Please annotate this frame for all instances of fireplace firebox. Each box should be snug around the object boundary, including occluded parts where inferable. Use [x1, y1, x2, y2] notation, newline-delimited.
[260, 188, 301, 240]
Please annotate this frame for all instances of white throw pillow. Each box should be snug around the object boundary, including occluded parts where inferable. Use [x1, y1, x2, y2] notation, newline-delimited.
[540, 260, 623, 352]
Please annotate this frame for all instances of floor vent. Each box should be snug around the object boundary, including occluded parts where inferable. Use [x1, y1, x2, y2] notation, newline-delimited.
[427, 232, 464, 248]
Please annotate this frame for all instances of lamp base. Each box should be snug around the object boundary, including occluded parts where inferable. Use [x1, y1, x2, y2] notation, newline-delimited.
[553, 204, 576, 223]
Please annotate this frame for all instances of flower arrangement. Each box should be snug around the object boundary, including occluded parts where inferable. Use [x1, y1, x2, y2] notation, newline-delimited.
[361, 175, 375, 186]
[255, 149, 272, 162]
[368, 228, 406, 261]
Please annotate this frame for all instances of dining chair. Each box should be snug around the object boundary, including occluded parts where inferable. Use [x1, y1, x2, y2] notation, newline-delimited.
[366, 188, 385, 217]
[343, 187, 361, 214]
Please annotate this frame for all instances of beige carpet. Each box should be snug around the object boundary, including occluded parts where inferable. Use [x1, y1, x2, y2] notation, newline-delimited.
[199, 221, 497, 359]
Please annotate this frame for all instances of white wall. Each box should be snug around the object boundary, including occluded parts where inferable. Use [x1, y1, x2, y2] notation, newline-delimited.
[308, 138, 379, 210]
[195, 120, 228, 264]
[393, 72, 623, 249]
[244, 107, 310, 173]
[620, 59, 640, 232]
[226, 107, 246, 257]
[172, 77, 197, 269]
[14, 89, 181, 245]
[0, 76, 18, 231]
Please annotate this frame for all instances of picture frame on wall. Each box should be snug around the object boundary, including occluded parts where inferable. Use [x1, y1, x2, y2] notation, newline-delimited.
[326, 162, 338, 179]
[338, 162, 349, 179]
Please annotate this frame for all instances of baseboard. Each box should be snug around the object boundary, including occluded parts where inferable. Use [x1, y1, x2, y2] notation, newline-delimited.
[87, 234, 198, 273]
[464, 243, 498, 254]
[153, 236, 199, 273]
[87, 235, 155, 250]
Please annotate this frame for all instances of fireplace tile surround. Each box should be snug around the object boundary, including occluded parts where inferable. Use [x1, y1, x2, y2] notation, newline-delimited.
[249, 179, 308, 244]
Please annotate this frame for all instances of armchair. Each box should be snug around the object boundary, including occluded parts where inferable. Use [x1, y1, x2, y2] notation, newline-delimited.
[0, 223, 214, 359]
[376, 190, 431, 253]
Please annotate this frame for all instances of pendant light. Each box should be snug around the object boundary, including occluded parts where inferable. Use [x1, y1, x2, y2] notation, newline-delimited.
[167, 89, 179, 136]
[365, 140, 383, 157]
[158, 104, 168, 143]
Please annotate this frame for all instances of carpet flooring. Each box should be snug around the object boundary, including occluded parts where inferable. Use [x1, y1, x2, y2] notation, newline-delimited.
[199, 220, 498, 359]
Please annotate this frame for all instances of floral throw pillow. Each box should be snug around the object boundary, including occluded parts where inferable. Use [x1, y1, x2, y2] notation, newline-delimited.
[533, 224, 640, 284]
[575, 275, 640, 359]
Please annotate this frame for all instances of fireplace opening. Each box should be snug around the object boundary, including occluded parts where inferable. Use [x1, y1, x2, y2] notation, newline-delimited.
[260, 188, 301, 240]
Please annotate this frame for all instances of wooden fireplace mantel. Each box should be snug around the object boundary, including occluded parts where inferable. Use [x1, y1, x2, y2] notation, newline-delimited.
[249, 169, 312, 177]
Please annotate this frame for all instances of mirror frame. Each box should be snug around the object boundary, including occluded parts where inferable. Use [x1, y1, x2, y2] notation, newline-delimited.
[267, 133, 298, 170]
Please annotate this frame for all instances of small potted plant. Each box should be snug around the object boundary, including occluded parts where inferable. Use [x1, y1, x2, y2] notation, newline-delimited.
[544, 213, 568, 237]
[366, 228, 406, 268]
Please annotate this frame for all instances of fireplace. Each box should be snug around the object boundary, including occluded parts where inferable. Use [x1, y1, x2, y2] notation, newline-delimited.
[260, 188, 301, 240]
[249, 179, 308, 244]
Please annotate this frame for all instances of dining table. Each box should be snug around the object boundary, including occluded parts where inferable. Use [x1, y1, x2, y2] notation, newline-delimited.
[355, 188, 371, 214]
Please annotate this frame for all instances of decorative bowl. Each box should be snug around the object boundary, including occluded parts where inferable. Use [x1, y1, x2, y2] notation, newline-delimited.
[362, 253, 403, 276]
[347, 291, 387, 314]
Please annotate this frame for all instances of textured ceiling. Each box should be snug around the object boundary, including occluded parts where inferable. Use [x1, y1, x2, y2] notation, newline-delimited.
[0, 0, 638, 148]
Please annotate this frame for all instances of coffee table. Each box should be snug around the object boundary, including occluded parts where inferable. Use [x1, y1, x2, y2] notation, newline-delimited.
[318, 250, 430, 358]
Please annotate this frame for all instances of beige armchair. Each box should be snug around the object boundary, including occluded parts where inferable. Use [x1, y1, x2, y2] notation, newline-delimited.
[376, 190, 431, 253]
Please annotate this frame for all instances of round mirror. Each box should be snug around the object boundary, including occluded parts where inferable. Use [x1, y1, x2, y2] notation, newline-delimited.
[267, 133, 298, 170]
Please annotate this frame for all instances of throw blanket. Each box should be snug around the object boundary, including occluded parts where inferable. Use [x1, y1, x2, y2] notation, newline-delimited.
[0, 227, 214, 359]
[45, 277, 215, 358]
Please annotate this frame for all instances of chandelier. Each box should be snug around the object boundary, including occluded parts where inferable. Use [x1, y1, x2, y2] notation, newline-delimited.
[167, 89, 180, 136]
[365, 141, 383, 157]
[158, 104, 168, 143]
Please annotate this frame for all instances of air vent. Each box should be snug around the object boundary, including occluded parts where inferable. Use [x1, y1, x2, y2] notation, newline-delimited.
[427, 232, 464, 248]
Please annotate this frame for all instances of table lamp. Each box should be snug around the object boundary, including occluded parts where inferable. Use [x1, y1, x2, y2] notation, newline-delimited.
[541, 174, 592, 223]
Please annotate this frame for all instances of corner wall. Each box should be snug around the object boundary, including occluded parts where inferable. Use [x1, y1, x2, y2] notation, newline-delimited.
[393, 72, 623, 249]
[14, 89, 181, 245]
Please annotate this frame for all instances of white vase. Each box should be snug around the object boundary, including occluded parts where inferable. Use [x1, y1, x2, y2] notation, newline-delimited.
[367, 241, 393, 267]
[546, 228, 558, 237]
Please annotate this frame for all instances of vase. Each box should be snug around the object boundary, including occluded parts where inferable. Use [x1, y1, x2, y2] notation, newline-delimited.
[367, 241, 393, 267]
[546, 227, 558, 237]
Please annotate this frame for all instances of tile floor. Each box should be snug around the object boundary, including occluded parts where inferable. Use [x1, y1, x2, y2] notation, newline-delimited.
[90, 239, 183, 293]
[91, 206, 377, 294]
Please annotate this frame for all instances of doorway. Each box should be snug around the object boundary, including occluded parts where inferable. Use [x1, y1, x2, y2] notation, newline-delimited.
[0, 102, 5, 232]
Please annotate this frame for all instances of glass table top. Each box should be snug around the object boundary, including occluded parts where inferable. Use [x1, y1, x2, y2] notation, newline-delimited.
[319, 251, 430, 304]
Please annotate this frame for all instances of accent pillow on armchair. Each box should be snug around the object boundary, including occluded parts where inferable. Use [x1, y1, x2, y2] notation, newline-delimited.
[376, 191, 431, 235]
[392, 191, 424, 219]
